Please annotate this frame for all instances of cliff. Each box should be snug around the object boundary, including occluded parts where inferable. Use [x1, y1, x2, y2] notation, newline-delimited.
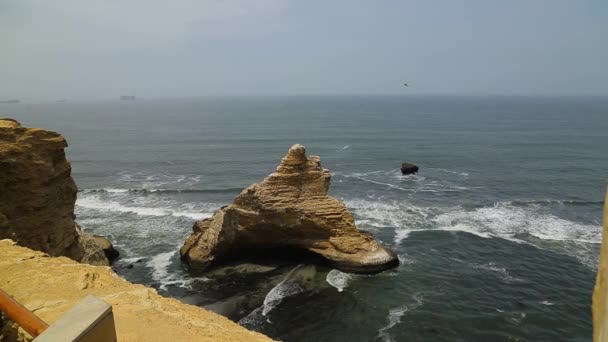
[592, 188, 608, 342]
[0, 240, 273, 342]
[0, 118, 108, 265]
[181, 144, 399, 273]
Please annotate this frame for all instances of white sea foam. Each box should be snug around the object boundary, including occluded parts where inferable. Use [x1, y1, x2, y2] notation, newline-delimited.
[147, 250, 210, 291]
[377, 292, 425, 342]
[148, 250, 176, 283]
[433, 203, 601, 244]
[540, 300, 554, 306]
[262, 264, 316, 317]
[118, 171, 202, 189]
[346, 198, 600, 267]
[471, 262, 523, 283]
[430, 168, 470, 177]
[76, 196, 212, 220]
[326, 269, 352, 292]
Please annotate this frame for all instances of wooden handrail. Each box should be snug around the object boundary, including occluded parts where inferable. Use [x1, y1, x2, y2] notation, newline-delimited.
[0, 288, 48, 337]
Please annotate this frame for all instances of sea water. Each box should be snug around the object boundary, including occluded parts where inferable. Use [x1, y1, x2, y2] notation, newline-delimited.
[5, 95, 607, 341]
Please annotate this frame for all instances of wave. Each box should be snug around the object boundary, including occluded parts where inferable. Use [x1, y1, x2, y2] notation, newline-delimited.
[76, 196, 213, 220]
[432, 203, 601, 244]
[117, 171, 202, 189]
[346, 198, 601, 268]
[147, 250, 210, 291]
[507, 199, 604, 207]
[326, 269, 352, 292]
[377, 292, 426, 342]
[470, 262, 524, 283]
[80, 187, 243, 194]
[347, 199, 601, 245]
[262, 264, 316, 317]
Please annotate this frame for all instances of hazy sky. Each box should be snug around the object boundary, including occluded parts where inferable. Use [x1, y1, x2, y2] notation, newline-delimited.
[1, 0, 607, 100]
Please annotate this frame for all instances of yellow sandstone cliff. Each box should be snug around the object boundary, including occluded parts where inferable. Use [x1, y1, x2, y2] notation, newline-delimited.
[0, 240, 273, 342]
[0, 118, 109, 265]
[181, 144, 399, 273]
[593, 188, 608, 342]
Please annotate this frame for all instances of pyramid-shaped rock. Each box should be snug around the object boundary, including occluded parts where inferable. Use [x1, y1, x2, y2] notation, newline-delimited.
[180, 144, 399, 273]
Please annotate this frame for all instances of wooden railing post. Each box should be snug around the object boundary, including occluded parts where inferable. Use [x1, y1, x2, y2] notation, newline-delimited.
[0, 288, 48, 337]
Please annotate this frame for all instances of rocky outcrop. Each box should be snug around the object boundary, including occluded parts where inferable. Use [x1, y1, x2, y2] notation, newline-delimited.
[0, 118, 109, 266]
[0, 240, 273, 342]
[181, 144, 398, 273]
[400, 162, 419, 175]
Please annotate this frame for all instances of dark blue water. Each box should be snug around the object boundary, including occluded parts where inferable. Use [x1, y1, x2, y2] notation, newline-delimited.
[4, 95, 607, 341]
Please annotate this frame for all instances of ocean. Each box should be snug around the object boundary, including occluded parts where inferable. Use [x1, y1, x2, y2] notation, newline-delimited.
[4, 95, 607, 341]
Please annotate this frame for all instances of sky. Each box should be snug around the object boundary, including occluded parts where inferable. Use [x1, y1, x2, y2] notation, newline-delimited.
[1, 0, 607, 100]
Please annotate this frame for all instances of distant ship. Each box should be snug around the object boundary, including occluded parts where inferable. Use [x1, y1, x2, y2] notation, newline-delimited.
[56, 99, 67, 103]
[120, 96, 136, 101]
[0, 99, 19, 104]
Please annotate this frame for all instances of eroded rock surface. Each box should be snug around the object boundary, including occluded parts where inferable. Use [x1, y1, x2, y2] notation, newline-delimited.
[0, 240, 273, 342]
[181, 144, 398, 273]
[0, 118, 108, 265]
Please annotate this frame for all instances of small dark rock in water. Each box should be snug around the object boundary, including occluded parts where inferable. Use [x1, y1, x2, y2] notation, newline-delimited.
[401, 162, 419, 175]
[136, 258, 145, 263]
[127, 264, 134, 269]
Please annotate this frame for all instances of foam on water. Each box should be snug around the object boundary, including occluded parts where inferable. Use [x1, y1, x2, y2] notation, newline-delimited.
[326, 269, 352, 292]
[471, 262, 524, 283]
[146, 250, 210, 291]
[118, 171, 202, 189]
[262, 264, 316, 317]
[76, 195, 213, 220]
[346, 198, 601, 268]
[433, 203, 601, 244]
[377, 292, 426, 342]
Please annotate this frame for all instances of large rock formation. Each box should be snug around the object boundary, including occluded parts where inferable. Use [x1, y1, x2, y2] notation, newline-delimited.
[0, 118, 109, 266]
[0, 240, 273, 342]
[592, 187, 608, 342]
[181, 144, 399, 273]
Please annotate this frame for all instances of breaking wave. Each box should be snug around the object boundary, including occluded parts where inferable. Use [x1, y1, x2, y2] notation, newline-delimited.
[377, 292, 426, 342]
[80, 188, 243, 194]
[76, 196, 213, 220]
[147, 250, 210, 291]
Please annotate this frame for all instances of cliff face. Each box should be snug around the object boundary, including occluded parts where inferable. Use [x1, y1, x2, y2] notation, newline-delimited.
[592, 188, 608, 342]
[0, 240, 273, 342]
[181, 144, 399, 273]
[0, 118, 107, 265]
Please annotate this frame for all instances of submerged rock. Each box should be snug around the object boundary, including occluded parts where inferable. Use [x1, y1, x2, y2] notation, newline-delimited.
[0, 118, 109, 266]
[401, 162, 419, 175]
[92, 235, 120, 261]
[180, 144, 399, 273]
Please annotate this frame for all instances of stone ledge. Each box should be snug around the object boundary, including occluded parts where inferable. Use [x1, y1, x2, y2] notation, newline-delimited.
[0, 240, 273, 342]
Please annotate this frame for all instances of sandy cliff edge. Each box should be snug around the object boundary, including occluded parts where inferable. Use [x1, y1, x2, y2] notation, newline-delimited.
[0, 240, 274, 342]
[592, 188, 608, 342]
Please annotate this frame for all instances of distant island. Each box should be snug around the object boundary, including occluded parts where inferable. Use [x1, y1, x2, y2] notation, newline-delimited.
[120, 95, 136, 101]
[0, 99, 19, 104]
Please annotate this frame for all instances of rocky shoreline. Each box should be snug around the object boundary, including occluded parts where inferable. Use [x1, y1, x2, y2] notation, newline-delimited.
[0, 240, 273, 342]
[0, 119, 398, 340]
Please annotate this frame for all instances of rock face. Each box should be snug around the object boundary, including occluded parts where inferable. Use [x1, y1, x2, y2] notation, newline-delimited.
[400, 162, 419, 175]
[0, 240, 273, 342]
[0, 118, 108, 266]
[592, 188, 608, 342]
[181, 144, 399, 273]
